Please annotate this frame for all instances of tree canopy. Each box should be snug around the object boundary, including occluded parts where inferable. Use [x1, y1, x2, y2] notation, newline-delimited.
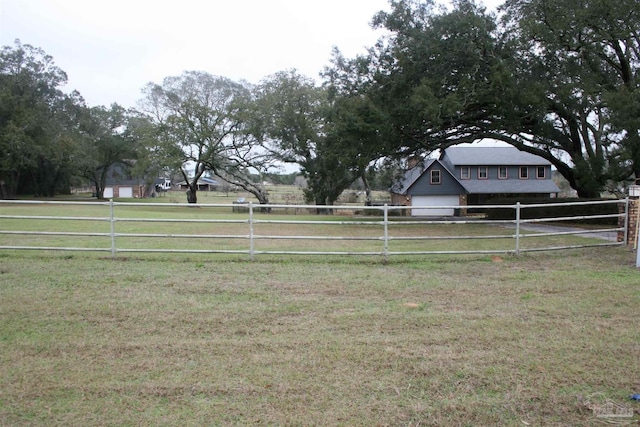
[0, 40, 146, 200]
[139, 71, 278, 204]
[253, 70, 353, 206]
[75, 103, 139, 200]
[348, 0, 640, 197]
[0, 40, 78, 197]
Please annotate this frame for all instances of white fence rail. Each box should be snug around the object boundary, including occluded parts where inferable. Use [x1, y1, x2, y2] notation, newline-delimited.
[0, 199, 627, 260]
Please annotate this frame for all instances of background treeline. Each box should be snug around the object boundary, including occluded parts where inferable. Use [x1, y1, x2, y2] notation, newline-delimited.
[1, 0, 638, 205]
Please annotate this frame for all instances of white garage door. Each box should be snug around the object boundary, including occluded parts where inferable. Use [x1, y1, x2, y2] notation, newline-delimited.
[119, 187, 133, 198]
[411, 195, 459, 216]
[103, 187, 114, 198]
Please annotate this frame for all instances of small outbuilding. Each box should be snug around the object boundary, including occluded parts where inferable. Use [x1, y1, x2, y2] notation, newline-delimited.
[176, 177, 220, 192]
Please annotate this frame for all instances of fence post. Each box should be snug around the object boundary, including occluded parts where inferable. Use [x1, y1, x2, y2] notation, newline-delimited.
[249, 202, 255, 261]
[624, 197, 629, 246]
[515, 202, 521, 256]
[383, 204, 389, 262]
[109, 199, 116, 258]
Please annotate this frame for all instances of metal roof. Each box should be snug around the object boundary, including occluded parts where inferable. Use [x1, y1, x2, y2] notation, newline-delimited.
[441, 146, 552, 166]
[176, 177, 220, 186]
[460, 178, 561, 194]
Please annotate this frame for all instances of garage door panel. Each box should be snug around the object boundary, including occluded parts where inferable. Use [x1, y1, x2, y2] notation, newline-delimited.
[104, 187, 114, 198]
[119, 187, 133, 198]
[411, 195, 459, 216]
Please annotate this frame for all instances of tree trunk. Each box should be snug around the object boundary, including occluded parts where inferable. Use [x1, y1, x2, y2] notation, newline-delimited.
[186, 187, 198, 204]
[0, 180, 7, 199]
[3, 171, 20, 199]
[316, 197, 334, 215]
[92, 175, 103, 199]
[361, 170, 372, 206]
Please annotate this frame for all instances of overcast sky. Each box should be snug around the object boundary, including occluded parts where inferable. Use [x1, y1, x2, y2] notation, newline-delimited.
[0, 0, 393, 109]
[1, 0, 501, 110]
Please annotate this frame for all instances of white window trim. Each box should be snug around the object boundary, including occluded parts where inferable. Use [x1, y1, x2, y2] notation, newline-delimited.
[498, 166, 508, 180]
[478, 166, 488, 180]
[519, 167, 529, 179]
[430, 170, 441, 185]
[460, 167, 470, 180]
[536, 166, 546, 179]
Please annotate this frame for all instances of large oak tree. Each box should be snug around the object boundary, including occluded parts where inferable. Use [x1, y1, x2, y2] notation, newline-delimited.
[140, 71, 276, 204]
[253, 70, 356, 207]
[502, 0, 640, 193]
[345, 0, 640, 197]
[0, 40, 79, 198]
[75, 103, 138, 200]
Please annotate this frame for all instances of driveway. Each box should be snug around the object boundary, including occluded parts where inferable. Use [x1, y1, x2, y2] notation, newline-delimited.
[409, 215, 621, 242]
[503, 222, 620, 242]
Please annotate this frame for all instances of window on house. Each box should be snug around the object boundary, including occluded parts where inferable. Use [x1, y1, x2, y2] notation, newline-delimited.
[431, 170, 441, 184]
[536, 166, 546, 179]
[478, 166, 488, 179]
[519, 167, 529, 179]
[460, 167, 470, 180]
[498, 166, 508, 179]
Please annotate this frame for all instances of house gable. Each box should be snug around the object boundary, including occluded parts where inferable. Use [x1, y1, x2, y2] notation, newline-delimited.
[393, 159, 466, 196]
[105, 161, 146, 186]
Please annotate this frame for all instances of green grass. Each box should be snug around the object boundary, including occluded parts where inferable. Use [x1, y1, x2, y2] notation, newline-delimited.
[0, 248, 639, 426]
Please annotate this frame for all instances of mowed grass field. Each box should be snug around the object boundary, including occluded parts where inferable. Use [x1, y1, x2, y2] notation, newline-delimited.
[0, 197, 639, 426]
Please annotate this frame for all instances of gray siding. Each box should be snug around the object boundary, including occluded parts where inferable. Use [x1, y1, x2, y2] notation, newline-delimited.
[453, 165, 552, 181]
[406, 163, 466, 196]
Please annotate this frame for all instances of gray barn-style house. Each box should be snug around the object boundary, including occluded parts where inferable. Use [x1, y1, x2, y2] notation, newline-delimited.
[391, 146, 561, 216]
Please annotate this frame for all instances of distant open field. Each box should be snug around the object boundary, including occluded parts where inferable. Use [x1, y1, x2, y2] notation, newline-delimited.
[63, 186, 383, 206]
[1, 243, 639, 425]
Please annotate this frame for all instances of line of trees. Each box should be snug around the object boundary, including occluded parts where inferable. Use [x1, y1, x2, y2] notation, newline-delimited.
[2, 0, 639, 204]
[0, 41, 147, 200]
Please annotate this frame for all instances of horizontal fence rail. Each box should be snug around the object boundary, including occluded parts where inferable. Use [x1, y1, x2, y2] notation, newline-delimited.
[0, 198, 627, 260]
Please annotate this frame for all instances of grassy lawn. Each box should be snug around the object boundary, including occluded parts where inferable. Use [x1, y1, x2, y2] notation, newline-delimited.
[0, 246, 639, 426]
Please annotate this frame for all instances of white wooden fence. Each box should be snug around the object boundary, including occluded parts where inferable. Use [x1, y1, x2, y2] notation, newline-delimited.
[0, 199, 627, 261]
